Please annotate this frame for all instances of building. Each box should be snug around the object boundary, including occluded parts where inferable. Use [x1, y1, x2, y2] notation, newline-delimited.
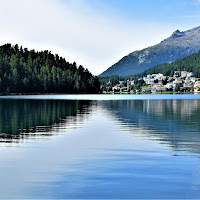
[120, 87, 129, 93]
[142, 87, 151, 93]
[173, 78, 183, 91]
[183, 80, 194, 88]
[112, 86, 120, 92]
[119, 81, 124, 86]
[165, 83, 173, 90]
[151, 87, 166, 93]
[174, 71, 181, 78]
[194, 79, 200, 93]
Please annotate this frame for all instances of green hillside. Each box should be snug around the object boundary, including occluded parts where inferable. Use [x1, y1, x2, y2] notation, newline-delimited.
[0, 44, 100, 94]
[141, 50, 200, 77]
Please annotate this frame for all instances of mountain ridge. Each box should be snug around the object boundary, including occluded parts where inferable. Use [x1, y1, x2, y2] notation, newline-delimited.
[140, 49, 200, 78]
[99, 26, 200, 77]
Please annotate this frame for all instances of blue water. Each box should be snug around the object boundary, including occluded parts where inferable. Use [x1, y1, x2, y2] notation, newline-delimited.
[0, 95, 200, 199]
[0, 93, 200, 100]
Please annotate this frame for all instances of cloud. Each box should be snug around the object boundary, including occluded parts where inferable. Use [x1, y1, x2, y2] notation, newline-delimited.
[0, 0, 173, 75]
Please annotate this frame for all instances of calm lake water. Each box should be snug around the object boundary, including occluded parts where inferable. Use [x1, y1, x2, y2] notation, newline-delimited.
[0, 94, 200, 199]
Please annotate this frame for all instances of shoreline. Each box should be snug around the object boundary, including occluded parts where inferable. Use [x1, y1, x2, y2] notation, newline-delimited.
[103, 92, 200, 95]
[1, 92, 200, 96]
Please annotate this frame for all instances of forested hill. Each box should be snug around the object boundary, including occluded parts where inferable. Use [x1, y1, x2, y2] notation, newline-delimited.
[141, 50, 200, 77]
[0, 44, 100, 94]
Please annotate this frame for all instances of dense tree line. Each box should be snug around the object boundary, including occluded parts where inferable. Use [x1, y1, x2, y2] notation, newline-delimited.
[141, 50, 200, 77]
[0, 44, 100, 94]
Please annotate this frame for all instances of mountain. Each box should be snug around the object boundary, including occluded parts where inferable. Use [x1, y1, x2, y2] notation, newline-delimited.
[141, 49, 200, 78]
[99, 26, 200, 77]
[0, 44, 100, 94]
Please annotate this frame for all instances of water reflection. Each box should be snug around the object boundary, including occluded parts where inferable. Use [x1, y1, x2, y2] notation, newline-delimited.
[1, 99, 200, 154]
[0, 99, 91, 143]
[100, 100, 200, 154]
[0, 98, 200, 198]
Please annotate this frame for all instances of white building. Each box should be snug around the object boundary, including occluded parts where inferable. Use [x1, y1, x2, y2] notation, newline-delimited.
[165, 83, 173, 90]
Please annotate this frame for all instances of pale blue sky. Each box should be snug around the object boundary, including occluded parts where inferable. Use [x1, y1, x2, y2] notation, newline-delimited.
[83, 0, 200, 29]
[0, 0, 199, 75]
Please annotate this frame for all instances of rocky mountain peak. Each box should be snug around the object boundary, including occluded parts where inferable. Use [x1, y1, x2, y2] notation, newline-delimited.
[172, 29, 182, 35]
[99, 25, 200, 77]
[161, 29, 185, 43]
[171, 30, 185, 38]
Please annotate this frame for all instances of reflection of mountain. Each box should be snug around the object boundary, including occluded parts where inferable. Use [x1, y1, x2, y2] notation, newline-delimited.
[0, 99, 91, 141]
[99, 100, 200, 154]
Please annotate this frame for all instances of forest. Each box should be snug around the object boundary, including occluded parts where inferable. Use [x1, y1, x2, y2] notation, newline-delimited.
[141, 50, 200, 77]
[0, 44, 100, 94]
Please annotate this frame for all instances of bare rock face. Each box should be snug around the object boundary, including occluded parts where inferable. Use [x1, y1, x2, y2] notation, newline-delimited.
[99, 26, 200, 77]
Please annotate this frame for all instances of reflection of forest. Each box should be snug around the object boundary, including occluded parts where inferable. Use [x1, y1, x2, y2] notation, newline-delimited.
[99, 100, 200, 154]
[1, 98, 200, 153]
[0, 99, 91, 139]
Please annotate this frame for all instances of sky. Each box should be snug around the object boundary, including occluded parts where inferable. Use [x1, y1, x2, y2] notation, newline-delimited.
[0, 0, 200, 75]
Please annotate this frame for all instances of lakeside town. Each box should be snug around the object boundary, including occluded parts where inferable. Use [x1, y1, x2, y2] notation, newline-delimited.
[103, 71, 200, 94]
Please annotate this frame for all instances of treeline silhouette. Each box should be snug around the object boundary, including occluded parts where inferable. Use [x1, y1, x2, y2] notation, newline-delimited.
[0, 44, 100, 94]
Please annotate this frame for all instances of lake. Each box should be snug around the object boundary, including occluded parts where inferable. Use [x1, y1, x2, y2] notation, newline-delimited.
[0, 94, 200, 199]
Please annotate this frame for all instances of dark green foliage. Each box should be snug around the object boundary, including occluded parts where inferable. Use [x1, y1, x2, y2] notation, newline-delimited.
[131, 80, 146, 92]
[0, 44, 100, 94]
[162, 78, 168, 85]
[141, 50, 200, 78]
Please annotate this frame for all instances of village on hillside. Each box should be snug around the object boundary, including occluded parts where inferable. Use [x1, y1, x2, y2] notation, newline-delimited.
[104, 71, 200, 94]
